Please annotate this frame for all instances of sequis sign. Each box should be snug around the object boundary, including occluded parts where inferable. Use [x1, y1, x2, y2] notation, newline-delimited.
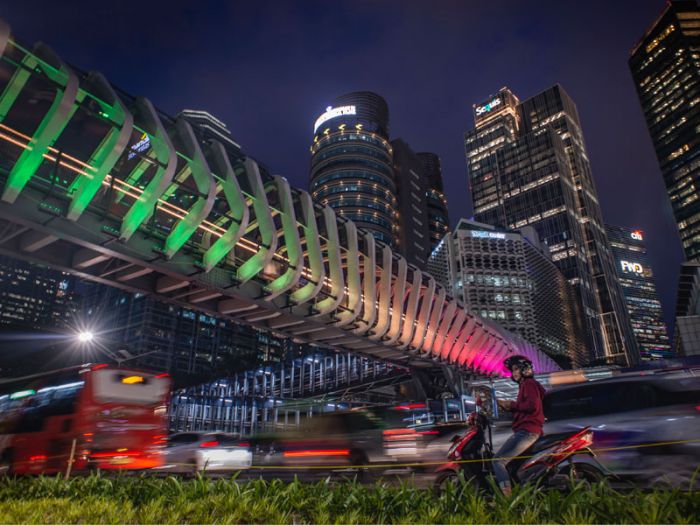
[475, 97, 502, 115]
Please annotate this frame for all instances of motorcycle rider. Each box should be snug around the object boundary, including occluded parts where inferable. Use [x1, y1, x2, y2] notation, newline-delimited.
[493, 355, 546, 496]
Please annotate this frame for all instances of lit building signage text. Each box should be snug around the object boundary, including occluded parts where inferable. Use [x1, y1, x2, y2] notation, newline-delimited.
[621, 260, 644, 274]
[471, 230, 506, 239]
[631, 231, 643, 241]
[475, 97, 502, 116]
[127, 132, 151, 160]
[314, 105, 357, 133]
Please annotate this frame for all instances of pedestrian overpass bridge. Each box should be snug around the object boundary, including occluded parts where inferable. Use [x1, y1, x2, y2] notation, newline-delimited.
[0, 19, 559, 377]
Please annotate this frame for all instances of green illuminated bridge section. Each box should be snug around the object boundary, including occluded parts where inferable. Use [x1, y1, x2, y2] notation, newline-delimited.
[0, 19, 559, 377]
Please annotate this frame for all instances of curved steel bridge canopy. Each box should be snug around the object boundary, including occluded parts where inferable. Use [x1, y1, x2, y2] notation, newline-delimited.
[0, 19, 559, 377]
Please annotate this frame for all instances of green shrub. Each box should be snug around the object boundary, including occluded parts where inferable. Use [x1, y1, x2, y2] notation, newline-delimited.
[0, 474, 697, 524]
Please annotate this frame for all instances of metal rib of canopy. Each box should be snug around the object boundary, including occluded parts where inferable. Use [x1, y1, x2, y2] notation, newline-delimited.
[0, 19, 559, 377]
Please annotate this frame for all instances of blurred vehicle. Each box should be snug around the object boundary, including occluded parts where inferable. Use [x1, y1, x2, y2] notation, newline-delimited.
[541, 370, 700, 487]
[253, 410, 385, 479]
[378, 402, 479, 467]
[157, 432, 252, 474]
[434, 410, 605, 493]
[0, 363, 170, 474]
[252, 403, 462, 479]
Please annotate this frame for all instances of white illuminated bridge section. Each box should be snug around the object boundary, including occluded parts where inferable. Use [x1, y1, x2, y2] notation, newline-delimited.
[0, 19, 559, 377]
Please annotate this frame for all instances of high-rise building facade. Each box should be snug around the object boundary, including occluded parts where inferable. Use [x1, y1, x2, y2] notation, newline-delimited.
[605, 225, 672, 359]
[179, 109, 242, 150]
[674, 261, 700, 355]
[465, 85, 639, 365]
[310, 92, 398, 246]
[417, 152, 450, 253]
[629, 0, 700, 261]
[0, 255, 78, 330]
[428, 219, 588, 367]
[392, 138, 431, 268]
[80, 283, 303, 380]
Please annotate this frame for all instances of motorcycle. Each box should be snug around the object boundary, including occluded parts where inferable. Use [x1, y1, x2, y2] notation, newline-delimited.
[434, 410, 609, 494]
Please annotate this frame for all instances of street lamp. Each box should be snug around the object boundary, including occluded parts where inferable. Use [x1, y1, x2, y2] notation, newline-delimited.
[74, 331, 160, 367]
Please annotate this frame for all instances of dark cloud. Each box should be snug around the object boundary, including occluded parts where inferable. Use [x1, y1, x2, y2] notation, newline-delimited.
[1, 0, 683, 335]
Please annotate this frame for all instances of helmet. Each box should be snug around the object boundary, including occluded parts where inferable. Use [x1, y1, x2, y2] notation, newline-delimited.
[503, 355, 533, 372]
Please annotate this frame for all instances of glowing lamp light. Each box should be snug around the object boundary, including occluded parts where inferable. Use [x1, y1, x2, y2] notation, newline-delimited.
[77, 331, 94, 343]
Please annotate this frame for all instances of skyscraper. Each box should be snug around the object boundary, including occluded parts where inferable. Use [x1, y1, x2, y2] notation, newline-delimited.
[629, 0, 700, 261]
[417, 152, 450, 253]
[428, 219, 588, 368]
[0, 255, 77, 331]
[605, 225, 672, 359]
[465, 85, 639, 366]
[674, 261, 700, 355]
[179, 109, 242, 150]
[80, 282, 302, 379]
[391, 138, 431, 268]
[310, 92, 397, 246]
[0, 255, 80, 375]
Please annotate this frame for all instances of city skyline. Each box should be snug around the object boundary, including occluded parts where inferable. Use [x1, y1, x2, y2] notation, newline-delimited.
[0, 13, 562, 383]
[0, 0, 682, 334]
[0, 4, 697, 501]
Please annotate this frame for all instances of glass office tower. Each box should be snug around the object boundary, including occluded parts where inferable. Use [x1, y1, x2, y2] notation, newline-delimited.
[310, 92, 397, 246]
[465, 86, 639, 365]
[417, 152, 450, 253]
[392, 138, 431, 268]
[674, 261, 700, 355]
[605, 225, 672, 359]
[0, 255, 77, 330]
[629, 0, 700, 262]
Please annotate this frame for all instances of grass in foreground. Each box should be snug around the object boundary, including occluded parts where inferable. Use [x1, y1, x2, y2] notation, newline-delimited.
[0, 474, 698, 524]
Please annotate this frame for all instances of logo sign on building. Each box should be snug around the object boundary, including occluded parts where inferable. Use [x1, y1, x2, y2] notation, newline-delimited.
[631, 230, 643, 241]
[127, 132, 151, 160]
[470, 230, 506, 240]
[314, 105, 357, 133]
[475, 97, 502, 116]
[621, 260, 644, 274]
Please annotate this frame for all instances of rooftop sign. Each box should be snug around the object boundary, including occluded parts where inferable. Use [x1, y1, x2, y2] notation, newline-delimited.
[470, 230, 506, 239]
[314, 105, 356, 133]
[475, 97, 502, 116]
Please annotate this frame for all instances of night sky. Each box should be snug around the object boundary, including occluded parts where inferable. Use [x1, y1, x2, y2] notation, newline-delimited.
[1, 1, 685, 335]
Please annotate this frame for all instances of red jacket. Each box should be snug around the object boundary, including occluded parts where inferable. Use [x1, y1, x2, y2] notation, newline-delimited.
[508, 377, 546, 435]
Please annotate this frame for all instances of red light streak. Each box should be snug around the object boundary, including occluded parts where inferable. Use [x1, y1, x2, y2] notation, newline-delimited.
[283, 449, 350, 457]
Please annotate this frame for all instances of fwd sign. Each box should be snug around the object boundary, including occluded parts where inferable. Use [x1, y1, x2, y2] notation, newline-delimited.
[621, 260, 643, 274]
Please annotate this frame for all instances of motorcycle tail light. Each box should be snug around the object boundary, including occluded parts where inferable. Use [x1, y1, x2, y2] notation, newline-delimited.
[523, 428, 593, 471]
[579, 431, 594, 448]
[447, 428, 477, 460]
